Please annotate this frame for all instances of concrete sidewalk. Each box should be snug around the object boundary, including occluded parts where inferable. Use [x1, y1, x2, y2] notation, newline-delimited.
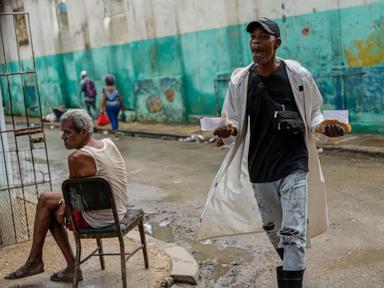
[97, 120, 384, 156]
[7, 116, 384, 156]
[5, 115, 384, 155]
[315, 133, 384, 155]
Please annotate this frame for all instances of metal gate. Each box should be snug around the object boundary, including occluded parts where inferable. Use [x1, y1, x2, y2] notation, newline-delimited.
[0, 11, 51, 246]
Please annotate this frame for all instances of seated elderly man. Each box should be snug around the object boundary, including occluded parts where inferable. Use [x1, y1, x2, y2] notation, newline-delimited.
[5, 109, 128, 282]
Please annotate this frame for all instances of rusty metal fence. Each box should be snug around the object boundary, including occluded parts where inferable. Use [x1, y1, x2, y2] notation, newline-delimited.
[0, 11, 51, 246]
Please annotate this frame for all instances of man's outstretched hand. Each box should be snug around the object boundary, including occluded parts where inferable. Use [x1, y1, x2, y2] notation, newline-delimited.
[321, 124, 345, 137]
[316, 119, 351, 137]
[214, 125, 237, 138]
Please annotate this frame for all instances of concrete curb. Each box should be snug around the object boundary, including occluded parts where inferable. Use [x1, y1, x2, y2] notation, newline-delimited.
[8, 119, 384, 156]
[127, 233, 199, 285]
[318, 144, 384, 156]
[42, 121, 193, 139]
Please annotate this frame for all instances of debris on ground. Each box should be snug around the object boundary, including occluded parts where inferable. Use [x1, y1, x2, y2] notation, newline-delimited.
[43, 112, 57, 122]
[160, 276, 174, 287]
[144, 223, 153, 234]
[43, 108, 67, 122]
[159, 218, 172, 227]
[179, 134, 205, 142]
[52, 107, 66, 120]
[160, 136, 173, 140]
[200, 239, 213, 245]
[208, 137, 217, 143]
[178, 134, 218, 143]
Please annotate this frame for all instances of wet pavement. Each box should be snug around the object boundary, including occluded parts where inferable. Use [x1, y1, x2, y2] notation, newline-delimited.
[2, 119, 384, 287]
[46, 127, 384, 287]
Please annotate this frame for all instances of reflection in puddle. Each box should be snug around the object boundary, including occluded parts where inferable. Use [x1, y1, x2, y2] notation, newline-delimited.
[151, 222, 175, 243]
[150, 223, 254, 283]
[189, 240, 253, 282]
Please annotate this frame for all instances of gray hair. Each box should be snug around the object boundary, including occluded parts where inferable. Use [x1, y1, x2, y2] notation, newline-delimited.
[60, 109, 94, 134]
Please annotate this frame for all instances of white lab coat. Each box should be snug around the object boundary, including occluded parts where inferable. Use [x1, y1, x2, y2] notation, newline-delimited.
[196, 59, 328, 241]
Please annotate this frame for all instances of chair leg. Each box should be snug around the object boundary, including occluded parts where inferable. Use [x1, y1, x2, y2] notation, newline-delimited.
[73, 236, 82, 288]
[96, 238, 105, 270]
[138, 219, 149, 269]
[118, 234, 127, 288]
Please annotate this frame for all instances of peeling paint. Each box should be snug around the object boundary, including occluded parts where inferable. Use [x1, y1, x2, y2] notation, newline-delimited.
[302, 27, 310, 36]
[345, 17, 384, 67]
[147, 96, 163, 113]
[165, 89, 175, 102]
[135, 76, 184, 123]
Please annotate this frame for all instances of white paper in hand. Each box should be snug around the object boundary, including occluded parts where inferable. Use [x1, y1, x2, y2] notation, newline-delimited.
[200, 117, 226, 131]
[323, 110, 349, 123]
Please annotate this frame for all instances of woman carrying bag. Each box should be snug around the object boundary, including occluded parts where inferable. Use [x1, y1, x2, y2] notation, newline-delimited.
[101, 74, 122, 139]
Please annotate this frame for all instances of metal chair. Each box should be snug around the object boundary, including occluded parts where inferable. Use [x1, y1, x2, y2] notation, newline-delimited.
[62, 176, 149, 288]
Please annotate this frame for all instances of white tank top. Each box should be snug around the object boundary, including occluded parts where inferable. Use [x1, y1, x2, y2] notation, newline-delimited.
[80, 138, 128, 228]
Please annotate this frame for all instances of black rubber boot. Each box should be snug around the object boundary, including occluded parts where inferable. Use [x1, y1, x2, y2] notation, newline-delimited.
[276, 266, 304, 288]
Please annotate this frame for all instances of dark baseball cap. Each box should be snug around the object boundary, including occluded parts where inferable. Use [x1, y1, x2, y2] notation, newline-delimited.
[246, 17, 280, 37]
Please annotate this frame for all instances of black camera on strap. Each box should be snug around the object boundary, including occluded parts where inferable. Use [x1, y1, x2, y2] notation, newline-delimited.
[254, 76, 305, 135]
[273, 105, 305, 135]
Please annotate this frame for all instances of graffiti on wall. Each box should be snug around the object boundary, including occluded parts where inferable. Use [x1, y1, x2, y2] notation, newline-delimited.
[135, 76, 184, 123]
[344, 17, 384, 67]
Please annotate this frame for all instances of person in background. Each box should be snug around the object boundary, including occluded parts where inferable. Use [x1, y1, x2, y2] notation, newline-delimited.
[80, 70, 98, 117]
[101, 74, 122, 139]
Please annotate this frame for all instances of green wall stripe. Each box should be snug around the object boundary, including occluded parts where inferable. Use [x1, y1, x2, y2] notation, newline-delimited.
[1, 2, 383, 133]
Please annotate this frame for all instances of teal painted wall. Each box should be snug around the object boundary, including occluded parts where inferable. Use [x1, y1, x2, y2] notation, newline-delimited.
[275, 3, 384, 134]
[1, 2, 383, 132]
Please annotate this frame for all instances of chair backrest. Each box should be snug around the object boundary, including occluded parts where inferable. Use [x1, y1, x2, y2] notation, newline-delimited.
[62, 176, 115, 212]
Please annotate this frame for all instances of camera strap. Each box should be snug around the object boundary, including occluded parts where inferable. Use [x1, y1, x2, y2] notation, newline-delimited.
[251, 70, 285, 115]
[250, 67, 304, 134]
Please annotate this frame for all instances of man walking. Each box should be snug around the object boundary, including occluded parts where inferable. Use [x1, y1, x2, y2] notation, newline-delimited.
[80, 70, 98, 117]
[197, 17, 344, 287]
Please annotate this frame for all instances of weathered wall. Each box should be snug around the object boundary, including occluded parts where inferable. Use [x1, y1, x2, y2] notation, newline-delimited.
[0, 0, 383, 132]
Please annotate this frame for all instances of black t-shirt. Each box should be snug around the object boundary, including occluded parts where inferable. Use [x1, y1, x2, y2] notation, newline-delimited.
[246, 61, 308, 183]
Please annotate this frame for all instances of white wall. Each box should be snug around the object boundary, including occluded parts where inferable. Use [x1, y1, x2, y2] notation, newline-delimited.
[0, 0, 380, 59]
[0, 0, 60, 62]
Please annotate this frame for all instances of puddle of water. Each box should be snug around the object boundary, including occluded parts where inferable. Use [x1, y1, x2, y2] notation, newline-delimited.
[151, 223, 253, 282]
[151, 224, 253, 282]
[151, 223, 175, 243]
[189, 240, 253, 282]
[325, 249, 384, 270]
